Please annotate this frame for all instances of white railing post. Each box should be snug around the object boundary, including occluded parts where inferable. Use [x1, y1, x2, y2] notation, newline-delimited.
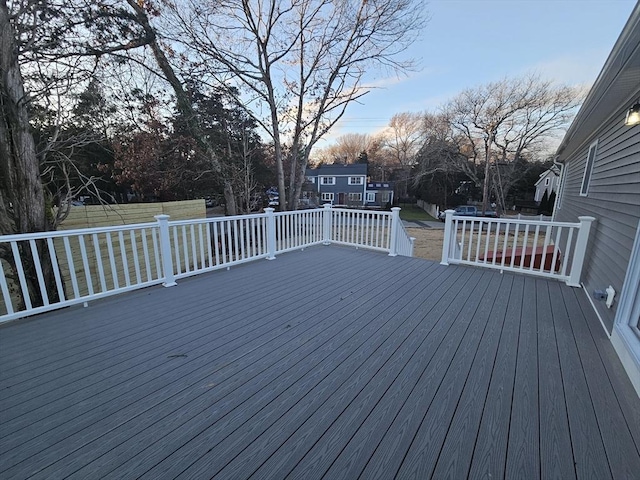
[265, 208, 277, 259]
[409, 237, 416, 257]
[440, 209, 455, 265]
[566, 216, 596, 287]
[322, 204, 332, 245]
[389, 207, 401, 256]
[154, 214, 177, 287]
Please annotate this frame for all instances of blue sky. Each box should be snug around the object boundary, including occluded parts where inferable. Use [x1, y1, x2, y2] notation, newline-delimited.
[321, 0, 637, 143]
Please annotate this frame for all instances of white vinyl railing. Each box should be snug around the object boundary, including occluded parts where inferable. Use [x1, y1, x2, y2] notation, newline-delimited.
[0, 223, 165, 322]
[440, 210, 595, 286]
[0, 205, 412, 322]
[329, 207, 415, 256]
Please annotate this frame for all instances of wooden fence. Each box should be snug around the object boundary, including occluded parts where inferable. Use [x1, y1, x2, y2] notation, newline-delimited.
[59, 200, 205, 230]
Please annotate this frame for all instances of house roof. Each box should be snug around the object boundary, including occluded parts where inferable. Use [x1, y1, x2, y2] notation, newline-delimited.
[534, 166, 560, 187]
[556, 3, 640, 161]
[306, 163, 368, 176]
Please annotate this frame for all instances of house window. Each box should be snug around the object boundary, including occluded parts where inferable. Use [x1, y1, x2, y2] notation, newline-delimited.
[366, 192, 375, 202]
[321, 176, 335, 185]
[348, 193, 362, 201]
[381, 193, 390, 203]
[306, 176, 315, 184]
[348, 176, 363, 185]
[321, 192, 334, 201]
[580, 140, 598, 196]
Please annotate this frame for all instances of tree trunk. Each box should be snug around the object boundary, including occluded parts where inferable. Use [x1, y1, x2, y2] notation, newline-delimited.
[481, 131, 493, 215]
[223, 181, 237, 216]
[1, 1, 58, 307]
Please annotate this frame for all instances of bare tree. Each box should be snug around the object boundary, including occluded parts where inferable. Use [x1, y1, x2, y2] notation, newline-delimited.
[168, 0, 426, 209]
[379, 111, 423, 196]
[445, 75, 582, 212]
[384, 112, 424, 166]
[312, 133, 375, 164]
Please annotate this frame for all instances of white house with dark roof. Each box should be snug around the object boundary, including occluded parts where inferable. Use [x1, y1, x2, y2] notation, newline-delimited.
[534, 166, 560, 202]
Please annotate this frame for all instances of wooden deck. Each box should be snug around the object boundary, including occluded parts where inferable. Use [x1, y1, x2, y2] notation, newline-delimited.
[1, 245, 638, 479]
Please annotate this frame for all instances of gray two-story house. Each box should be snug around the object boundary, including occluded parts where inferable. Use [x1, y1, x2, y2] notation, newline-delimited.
[305, 164, 368, 206]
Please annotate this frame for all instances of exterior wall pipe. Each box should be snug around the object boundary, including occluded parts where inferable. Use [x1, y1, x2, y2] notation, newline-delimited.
[551, 156, 564, 222]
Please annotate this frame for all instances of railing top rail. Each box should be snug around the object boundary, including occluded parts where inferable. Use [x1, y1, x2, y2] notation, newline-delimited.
[449, 214, 580, 228]
[0, 221, 160, 243]
[273, 209, 322, 217]
[331, 207, 391, 215]
[167, 212, 267, 226]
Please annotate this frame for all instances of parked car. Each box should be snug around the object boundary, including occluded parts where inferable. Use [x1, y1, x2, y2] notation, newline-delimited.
[439, 205, 499, 221]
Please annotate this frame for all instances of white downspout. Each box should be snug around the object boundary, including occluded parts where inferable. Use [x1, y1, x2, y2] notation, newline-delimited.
[551, 157, 564, 222]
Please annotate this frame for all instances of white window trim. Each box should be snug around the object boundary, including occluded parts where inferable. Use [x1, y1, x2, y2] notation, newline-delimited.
[321, 192, 334, 201]
[366, 192, 375, 202]
[612, 221, 640, 395]
[321, 176, 336, 185]
[580, 140, 598, 196]
[348, 192, 362, 201]
[348, 176, 364, 185]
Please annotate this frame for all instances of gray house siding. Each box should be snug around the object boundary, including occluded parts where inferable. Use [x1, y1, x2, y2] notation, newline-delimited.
[556, 99, 640, 333]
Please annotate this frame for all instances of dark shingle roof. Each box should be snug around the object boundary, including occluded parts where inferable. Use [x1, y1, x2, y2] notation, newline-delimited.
[306, 163, 367, 176]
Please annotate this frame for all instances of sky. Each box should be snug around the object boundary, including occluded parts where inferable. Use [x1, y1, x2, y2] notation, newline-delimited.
[319, 0, 637, 145]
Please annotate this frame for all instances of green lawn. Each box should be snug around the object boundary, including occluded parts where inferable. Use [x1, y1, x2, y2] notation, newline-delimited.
[397, 204, 436, 222]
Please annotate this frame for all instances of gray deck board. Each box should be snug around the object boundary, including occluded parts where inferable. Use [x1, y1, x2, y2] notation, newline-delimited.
[393, 272, 510, 480]
[4, 253, 412, 477]
[549, 283, 611, 479]
[465, 275, 525, 479]
[0, 245, 638, 480]
[504, 276, 540, 479]
[561, 285, 640, 478]
[536, 278, 577, 480]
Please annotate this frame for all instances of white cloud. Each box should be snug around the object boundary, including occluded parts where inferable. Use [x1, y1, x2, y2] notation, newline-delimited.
[520, 48, 612, 87]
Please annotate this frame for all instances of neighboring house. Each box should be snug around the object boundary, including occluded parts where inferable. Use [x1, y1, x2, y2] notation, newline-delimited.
[365, 182, 394, 208]
[553, 3, 640, 394]
[305, 164, 367, 206]
[533, 166, 560, 202]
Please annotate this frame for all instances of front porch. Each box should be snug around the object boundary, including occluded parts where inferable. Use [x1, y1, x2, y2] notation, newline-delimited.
[1, 246, 638, 479]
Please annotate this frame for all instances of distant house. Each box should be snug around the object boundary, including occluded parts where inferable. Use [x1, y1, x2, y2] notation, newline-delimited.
[304, 164, 367, 206]
[365, 182, 394, 208]
[553, 3, 640, 394]
[533, 166, 560, 202]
